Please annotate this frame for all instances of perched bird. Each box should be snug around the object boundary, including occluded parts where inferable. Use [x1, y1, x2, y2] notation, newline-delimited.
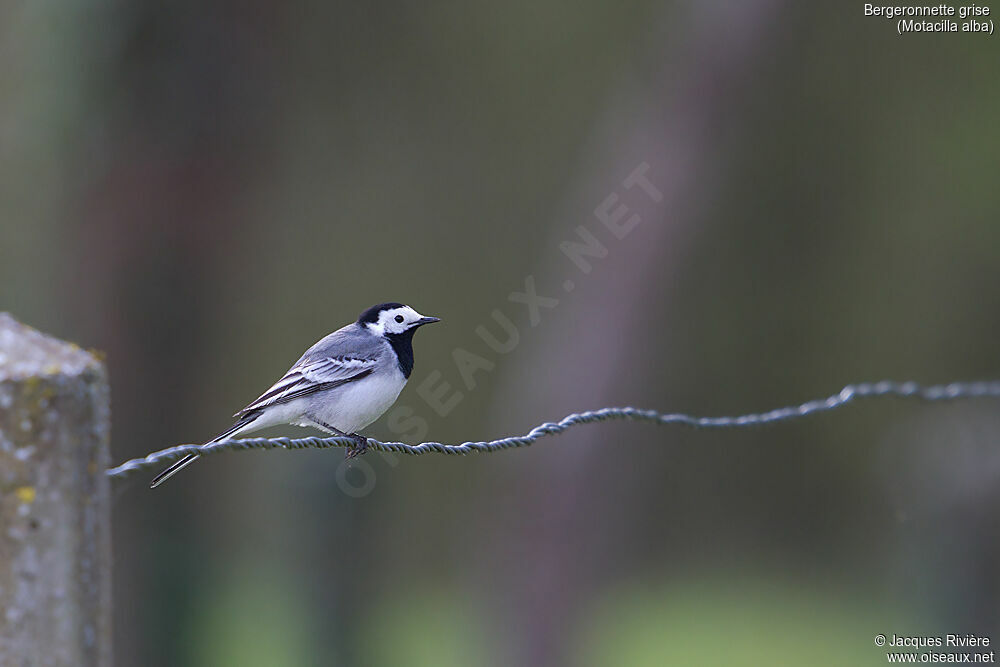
[150, 302, 440, 488]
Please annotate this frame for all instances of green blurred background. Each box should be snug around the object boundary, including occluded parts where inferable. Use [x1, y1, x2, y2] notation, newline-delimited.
[2, 2, 999, 665]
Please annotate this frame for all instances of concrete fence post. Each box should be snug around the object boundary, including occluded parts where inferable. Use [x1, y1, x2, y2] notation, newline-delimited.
[0, 314, 112, 666]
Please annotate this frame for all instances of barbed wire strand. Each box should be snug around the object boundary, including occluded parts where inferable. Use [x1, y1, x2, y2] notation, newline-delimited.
[106, 379, 1000, 480]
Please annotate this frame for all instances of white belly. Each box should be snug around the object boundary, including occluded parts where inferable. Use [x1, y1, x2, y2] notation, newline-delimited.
[296, 368, 408, 434]
[224, 368, 408, 439]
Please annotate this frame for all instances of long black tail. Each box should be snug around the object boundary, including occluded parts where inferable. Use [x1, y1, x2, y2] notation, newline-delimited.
[149, 413, 259, 489]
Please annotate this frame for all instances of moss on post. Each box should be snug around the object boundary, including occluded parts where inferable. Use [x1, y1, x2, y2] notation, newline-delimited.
[0, 313, 112, 666]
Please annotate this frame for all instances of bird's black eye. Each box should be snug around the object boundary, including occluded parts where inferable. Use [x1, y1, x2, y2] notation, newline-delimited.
[394, 315, 404, 323]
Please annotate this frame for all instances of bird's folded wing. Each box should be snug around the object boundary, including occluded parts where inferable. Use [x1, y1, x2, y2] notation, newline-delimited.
[234, 356, 377, 417]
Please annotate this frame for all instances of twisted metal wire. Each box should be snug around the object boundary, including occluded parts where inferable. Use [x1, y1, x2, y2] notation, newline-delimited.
[106, 379, 1000, 480]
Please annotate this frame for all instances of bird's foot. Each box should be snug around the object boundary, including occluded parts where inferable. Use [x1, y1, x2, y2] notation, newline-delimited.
[344, 433, 369, 459]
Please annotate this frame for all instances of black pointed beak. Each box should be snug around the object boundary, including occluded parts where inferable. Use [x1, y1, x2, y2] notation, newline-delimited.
[415, 316, 441, 326]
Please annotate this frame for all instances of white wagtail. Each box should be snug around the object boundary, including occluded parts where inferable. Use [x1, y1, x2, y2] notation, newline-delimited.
[150, 302, 440, 488]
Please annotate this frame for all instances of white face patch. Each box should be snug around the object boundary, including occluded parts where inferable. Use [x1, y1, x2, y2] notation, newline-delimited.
[367, 306, 426, 336]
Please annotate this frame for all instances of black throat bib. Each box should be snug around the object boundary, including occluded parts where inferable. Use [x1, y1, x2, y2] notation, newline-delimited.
[385, 329, 416, 378]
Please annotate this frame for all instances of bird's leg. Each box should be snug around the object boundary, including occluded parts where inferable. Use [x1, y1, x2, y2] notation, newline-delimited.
[344, 433, 369, 459]
[306, 415, 367, 457]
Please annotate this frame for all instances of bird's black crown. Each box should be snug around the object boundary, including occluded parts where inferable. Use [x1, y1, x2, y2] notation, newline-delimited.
[357, 302, 407, 324]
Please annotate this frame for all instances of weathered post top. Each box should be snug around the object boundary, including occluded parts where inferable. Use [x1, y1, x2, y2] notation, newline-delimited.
[0, 313, 112, 666]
